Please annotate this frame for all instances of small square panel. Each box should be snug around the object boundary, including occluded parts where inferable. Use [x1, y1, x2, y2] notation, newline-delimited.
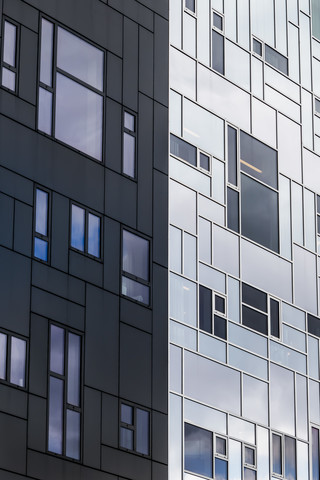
[215, 295, 225, 314]
[121, 404, 133, 425]
[213, 12, 223, 31]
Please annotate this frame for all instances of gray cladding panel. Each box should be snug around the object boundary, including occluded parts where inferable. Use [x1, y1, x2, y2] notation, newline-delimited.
[105, 170, 137, 228]
[101, 445, 151, 480]
[139, 27, 154, 98]
[13, 200, 32, 256]
[123, 17, 139, 111]
[29, 314, 48, 397]
[0, 192, 14, 249]
[51, 192, 69, 272]
[0, 413, 27, 474]
[27, 394, 46, 452]
[3, 0, 39, 32]
[19, 27, 38, 105]
[101, 393, 118, 447]
[0, 383, 27, 419]
[83, 387, 101, 468]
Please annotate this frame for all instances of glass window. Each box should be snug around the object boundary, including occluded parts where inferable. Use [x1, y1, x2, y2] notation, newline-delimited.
[265, 44, 288, 75]
[9, 337, 26, 387]
[285, 436, 296, 480]
[242, 283, 267, 312]
[212, 30, 224, 74]
[122, 230, 150, 305]
[170, 134, 196, 166]
[214, 315, 226, 340]
[185, 0, 195, 12]
[71, 205, 85, 252]
[71, 204, 101, 258]
[123, 111, 137, 178]
[253, 38, 262, 56]
[185, 423, 213, 477]
[34, 188, 50, 262]
[216, 436, 226, 455]
[227, 187, 239, 233]
[1, 20, 17, 92]
[88, 213, 101, 258]
[316, 98, 320, 115]
[242, 305, 268, 335]
[215, 458, 228, 479]
[38, 87, 53, 135]
[0, 333, 7, 380]
[200, 152, 210, 171]
[308, 314, 320, 338]
[228, 126, 237, 186]
[120, 403, 150, 456]
[272, 433, 282, 475]
[213, 12, 223, 30]
[199, 285, 212, 333]
[312, 427, 320, 480]
[40, 19, 54, 87]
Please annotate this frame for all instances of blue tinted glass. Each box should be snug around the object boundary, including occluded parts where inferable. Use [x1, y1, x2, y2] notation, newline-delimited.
[120, 427, 133, 450]
[34, 237, 48, 261]
[66, 409, 80, 460]
[121, 404, 133, 424]
[136, 408, 149, 455]
[71, 205, 85, 251]
[185, 423, 213, 477]
[88, 213, 100, 257]
[50, 325, 64, 375]
[215, 458, 228, 480]
[242, 305, 268, 335]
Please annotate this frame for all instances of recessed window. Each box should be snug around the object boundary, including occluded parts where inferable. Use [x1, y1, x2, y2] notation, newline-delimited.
[252, 38, 262, 57]
[123, 111, 137, 178]
[242, 283, 280, 337]
[38, 18, 104, 161]
[122, 230, 150, 305]
[199, 286, 227, 340]
[213, 12, 223, 31]
[34, 187, 50, 262]
[48, 324, 82, 460]
[215, 294, 225, 314]
[200, 152, 210, 171]
[70, 204, 101, 258]
[227, 187, 239, 233]
[120, 403, 150, 456]
[0, 331, 27, 388]
[1, 19, 18, 92]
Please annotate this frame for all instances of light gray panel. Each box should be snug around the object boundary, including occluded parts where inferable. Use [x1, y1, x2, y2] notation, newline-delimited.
[293, 245, 317, 314]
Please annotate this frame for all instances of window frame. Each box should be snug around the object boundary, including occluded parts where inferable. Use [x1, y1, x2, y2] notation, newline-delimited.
[170, 133, 212, 175]
[33, 185, 51, 263]
[119, 401, 151, 457]
[37, 15, 106, 163]
[251, 35, 289, 76]
[185, 0, 197, 16]
[69, 201, 103, 261]
[122, 108, 138, 180]
[0, 329, 28, 389]
[1, 16, 20, 94]
[47, 322, 83, 461]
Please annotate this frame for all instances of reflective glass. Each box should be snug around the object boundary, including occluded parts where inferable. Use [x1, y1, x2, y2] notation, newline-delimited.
[199, 285, 212, 333]
[169, 90, 182, 136]
[241, 174, 279, 253]
[227, 188, 239, 233]
[57, 27, 104, 91]
[228, 278, 240, 323]
[0, 333, 6, 380]
[212, 30, 224, 75]
[185, 423, 213, 477]
[242, 375, 269, 425]
[170, 226, 182, 273]
[257, 427, 269, 480]
[228, 126, 237, 186]
[312, 427, 320, 480]
[170, 47, 196, 100]
[229, 439, 241, 480]
[300, 13, 312, 90]
[245, 447, 255, 466]
[123, 230, 149, 281]
[200, 153, 210, 171]
[265, 85, 300, 123]
[170, 180, 197, 234]
[225, 40, 250, 90]
[183, 12, 196, 57]
[170, 134, 196, 166]
[244, 468, 256, 480]
[212, 158, 225, 204]
[224, 0, 236, 41]
[270, 299, 279, 338]
[35, 189, 48, 236]
[199, 332, 226, 362]
[34, 237, 48, 261]
[170, 344, 181, 393]
[304, 189, 316, 251]
[228, 322, 267, 356]
[310, 380, 320, 424]
[242, 305, 267, 335]
[55, 73, 103, 160]
[272, 434, 282, 475]
[215, 295, 225, 314]
[38, 87, 52, 135]
[229, 416, 255, 444]
[242, 283, 267, 312]
[240, 131, 277, 189]
[40, 19, 54, 86]
[270, 363, 295, 435]
[216, 437, 226, 455]
[285, 436, 296, 480]
[297, 441, 309, 480]
[50, 325, 64, 375]
[251, 0, 274, 45]
[3, 21, 16, 66]
[288, 24, 299, 83]
[313, 0, 320, 40]
[120, 427, 133, 450]
[199, 263, 226, 294]
[253, 38, 262, 56]
[48, 377, 63, 454]
[309, 336, 319, 378]
[121, 276, 149, 305]
[265, 45, 288, 74]
[215, 458, 227, 480]
[214, 315, 226, 340]
[2, 67, 15, 91]
[184, 399, 227, 435]
[282, 325, 306, 352]
[170, 157, 211, 197]
[71, 205, 85, 251]
[136, 408, 149, 455]
[170, 273, 197, 326]
[185, 0, 195, 12]
[67, 333, 81, 407]
[123, 133, 135, 177]
[10, 337, 26, 387]
[124, 112, 135, 132]
[309, 314, 320, 338]
[121, 404, 133, 424]
[199, 217, 211, 264]
[213, 13, 223, 30]
[270, 341, 306, 374]
[170, 320, 197, 350]
[169, 394, 182, 479]
[66, 410, 80, 460]
[229, 345, 268, 380]
[88, 213, 100, 258]
[296, 374, 308, 441]
[279, 175, 292, 260]
[294, 246, 317, 314]
[292, 182, 303, 246]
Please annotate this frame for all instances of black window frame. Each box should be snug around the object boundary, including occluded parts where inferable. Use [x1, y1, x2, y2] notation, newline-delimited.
[33, 185, 51, 264]
[0, 328, 28, 390]
[1, 16, 20, 94]
[119, 401, 151, 457]
[69, 201, 103, 261]
[122, 108, 138, 179]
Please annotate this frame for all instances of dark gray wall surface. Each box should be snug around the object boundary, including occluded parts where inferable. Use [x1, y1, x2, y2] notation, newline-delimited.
[0, 0, 168, 478]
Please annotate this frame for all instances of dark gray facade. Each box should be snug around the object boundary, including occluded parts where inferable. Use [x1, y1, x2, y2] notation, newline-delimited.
[0, 1, 169, 479]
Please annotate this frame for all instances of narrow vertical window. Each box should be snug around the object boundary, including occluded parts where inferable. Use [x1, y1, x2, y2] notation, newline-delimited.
[212, 30, 224, 75]
[123, 111, 137, 178]
[284, 436, 296, 480]
[185, 423, 213, 477]
[71, 205, 85, 252]
[1, 19, 18, 92]
[34, 188, 50, 262]
[0, 332, 26, 387]
[272, 433, 282, 475]
[312, 427, 320, 480]
[199, 285, 212, 333]
[70, 204, 101, 258]
[120, 403, 150, 456]
[270, 299, 280, 338]
[228, 126, 237, 186]
[48, 324, 82, 460]
[0, 333, 7, 380]
[227, 187, 239, 233]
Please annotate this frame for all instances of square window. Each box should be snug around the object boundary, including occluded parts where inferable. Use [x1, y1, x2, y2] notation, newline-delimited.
[185, 0, 195, 13]
[215, 294, 225, 314]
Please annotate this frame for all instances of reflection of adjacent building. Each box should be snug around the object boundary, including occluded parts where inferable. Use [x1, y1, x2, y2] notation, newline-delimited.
[169, 0, 320, 479]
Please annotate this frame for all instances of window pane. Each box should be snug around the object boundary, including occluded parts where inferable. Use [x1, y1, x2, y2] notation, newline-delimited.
[308, 313, 320, 338]
[272, 434, 282, 474]
[200, 153, 210, 171]
[213, 13, 223, 30]
[38, 87, 52, 135]
[228, 126, 237, 186]
[0, 333, 7, 380]
[244, 468, 256, 480]
[57, 27, 104, 91]
[50, 325, 64, 375]
[122, 230, 149, 281]
[48, 377, 63, 454]
[285, 436, 296, 480]
[3, 21, 16, 67]
[312, 427, 320, 480]
[240, 131, 278, 189]
[71, 205, 85, 252]
[245, 446, 255, 465]
[170, 273, 197, 326]
[215, 458, 228, 480]
[124, 112, 135, 131]
[242, 305, 268, 335]
[215, 295, 225, 313]
[253, 38, 262, 56]
[35, 189, 48, 236]
[40, 19, 54, 86]
[199, 285, 212, 333]
[121, 404, 133, 424]
[66, 409, 80, 460]
[88, 213, 100, 257]
[241, 174, 279, 253]
[185, 423, 213, 477]
[10, 337, 26, 387]
[121, 276, 150, 305]
[120, 427, 134, 450]
[242, 283, 267, 312]
[214, 315, 226, 340]
[186, 0, 195, 12]
[216, 436, 226, 455]
[34, 238, 48, 262]
[136, 408, 149, 455]
[227, 187, 239, 232]
[123, 132, 135, 177]
[170, 134, 196, 166]
[212, 30, 224, 74]
[265, 44, 288, 74]
[184, 232, 196, 280]
[270, 299, 280, 337]
[55, 73, 103, 161]
[67, 333, 81, 407]
[2, 67, 15, 91]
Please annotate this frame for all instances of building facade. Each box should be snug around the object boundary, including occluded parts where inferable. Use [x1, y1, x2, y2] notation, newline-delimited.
[169, 0, 320, 479]
[0, 1, 169, 480]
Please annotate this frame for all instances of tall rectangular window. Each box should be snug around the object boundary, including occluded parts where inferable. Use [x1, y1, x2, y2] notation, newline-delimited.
[48, 324, 82, 460]
[122, 229, 150, 305]
[0, 331, 27, 388]
[34, 187, 50, 262]
[123, 111, 137, 178]
[70, 203, 101, 259]
[212, 30, 224, 75]
[1, 19, 18, 92]
[38, 18, 104, 161]
[120, 403, 150, 456]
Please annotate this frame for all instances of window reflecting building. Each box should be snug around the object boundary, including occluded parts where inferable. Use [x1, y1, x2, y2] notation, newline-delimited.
[169, 1, 320, 479]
